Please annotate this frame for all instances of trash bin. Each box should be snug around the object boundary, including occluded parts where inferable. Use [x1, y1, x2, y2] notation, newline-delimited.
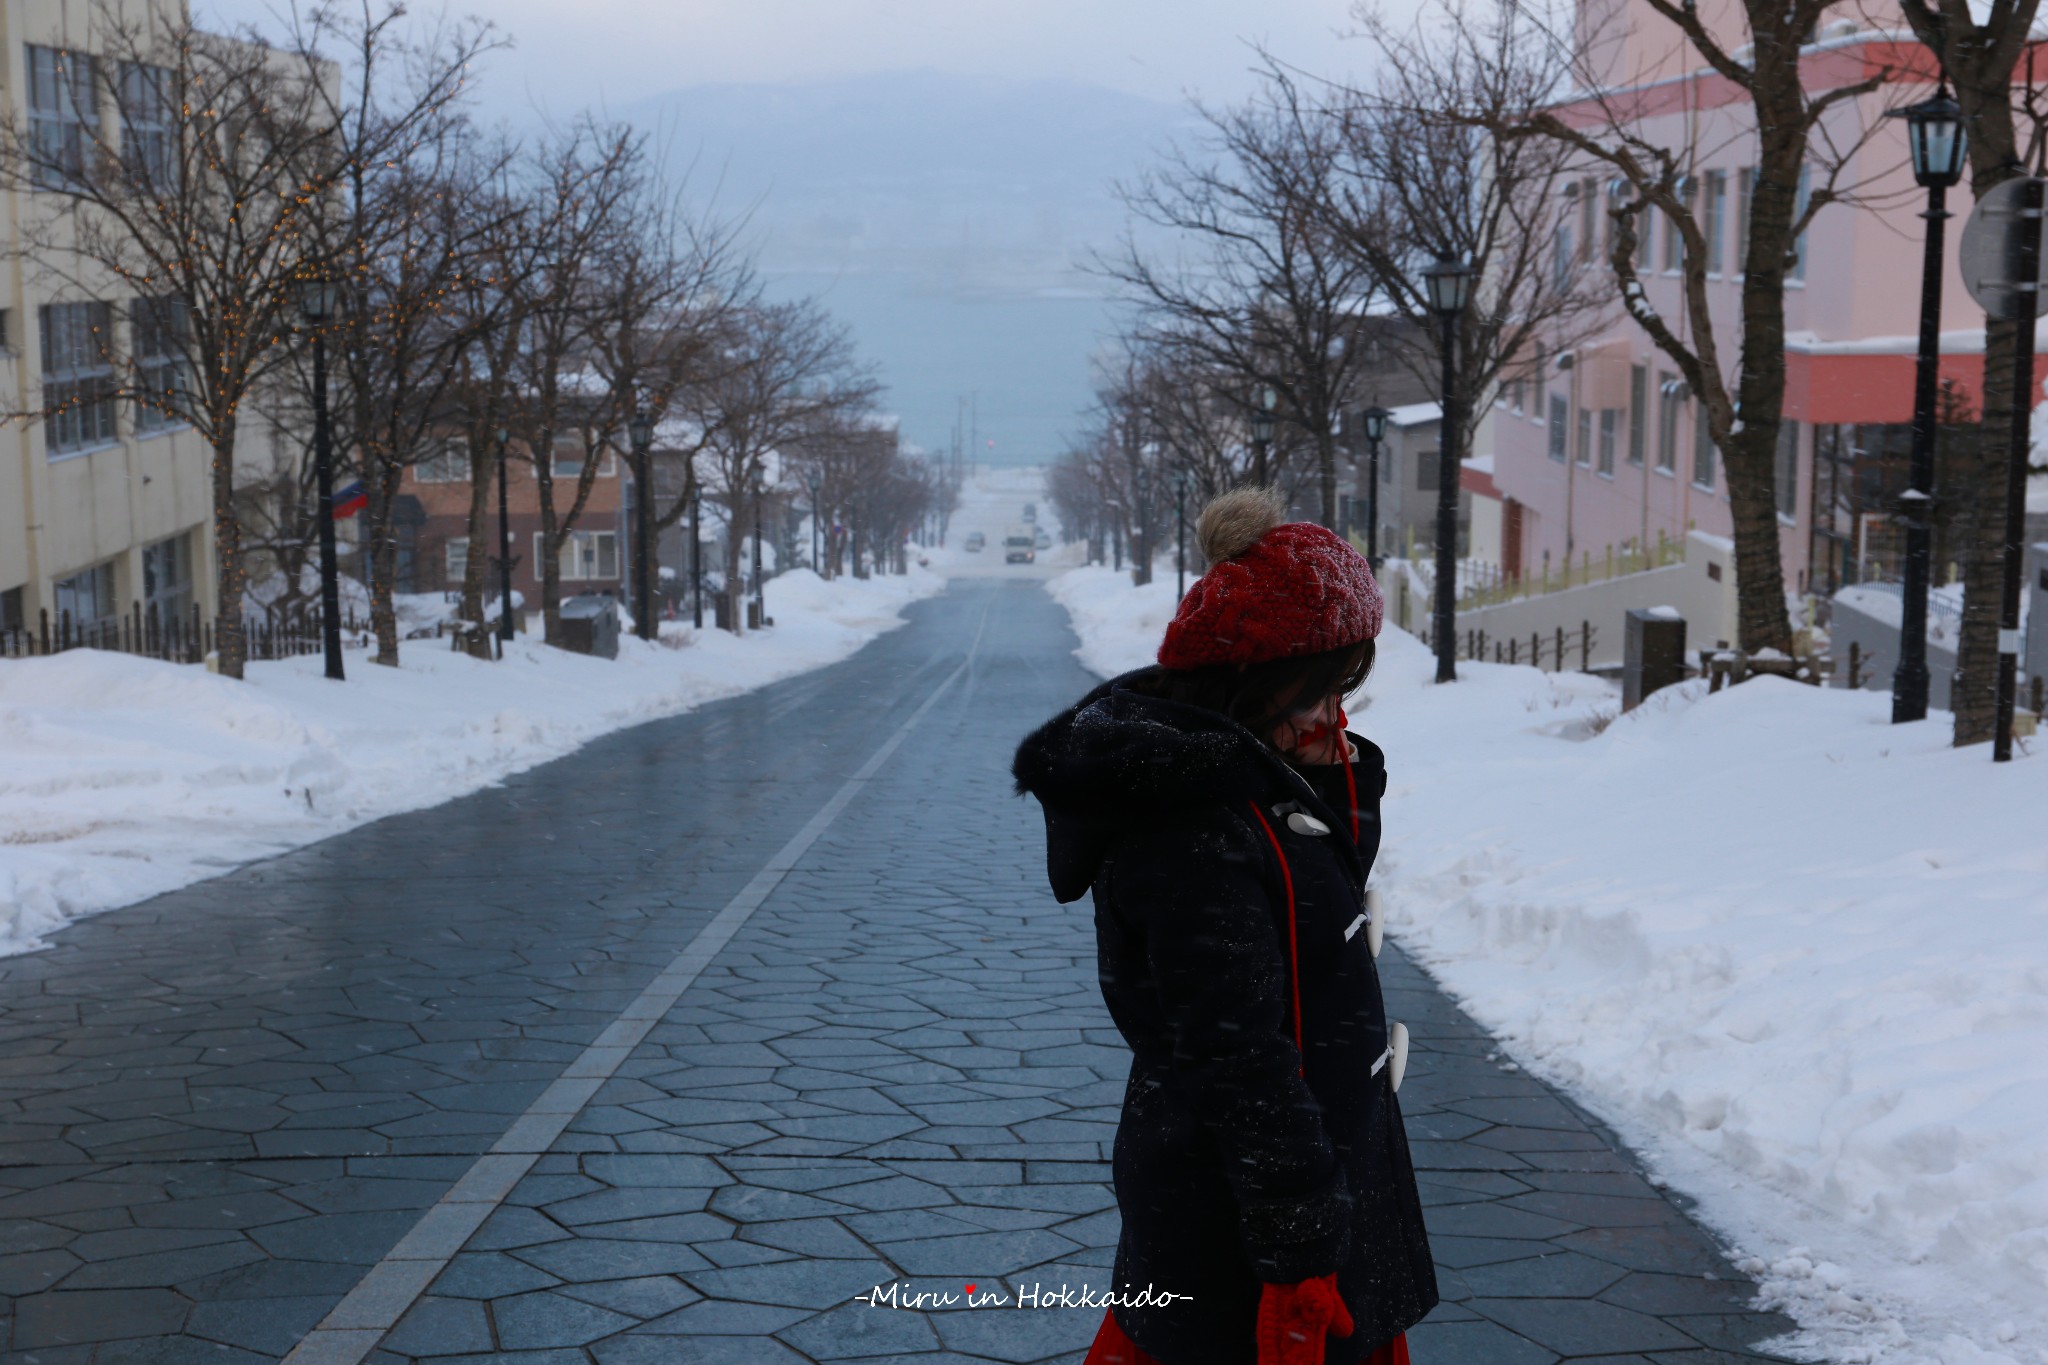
[558, 594, 620, 659]
[1623, 606, 1687, 711]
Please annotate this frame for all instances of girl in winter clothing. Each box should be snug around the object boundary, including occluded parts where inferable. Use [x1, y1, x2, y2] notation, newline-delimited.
[1013, 489, 1437, 1365]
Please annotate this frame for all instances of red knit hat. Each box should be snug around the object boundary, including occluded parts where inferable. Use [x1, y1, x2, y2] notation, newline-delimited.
[1158, 488, 1384, 670]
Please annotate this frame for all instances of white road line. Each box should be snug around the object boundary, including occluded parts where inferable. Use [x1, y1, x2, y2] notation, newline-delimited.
[284, 596, 988, 1364]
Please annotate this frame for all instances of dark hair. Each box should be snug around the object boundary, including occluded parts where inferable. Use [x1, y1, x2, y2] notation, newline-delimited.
[1131, 637, 1376, 742]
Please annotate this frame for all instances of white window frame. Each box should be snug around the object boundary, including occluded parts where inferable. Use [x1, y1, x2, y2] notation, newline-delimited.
[27, 46, 98, 192]
[541, 529, 620, 582]
[1703, 170, 1727, 276]
[41, 300, 117, 455]
[416, 438, 468, 483]
[131, 293, 190, 433]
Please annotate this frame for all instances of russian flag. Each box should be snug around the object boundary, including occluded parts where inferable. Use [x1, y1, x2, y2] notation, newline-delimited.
[331, 481, 368, 520]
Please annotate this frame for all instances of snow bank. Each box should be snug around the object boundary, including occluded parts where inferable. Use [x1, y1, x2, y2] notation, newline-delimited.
[1043, 565, 1181, 676]
[1048, 564, 2048, 1365]
[0, 566, 943, 957]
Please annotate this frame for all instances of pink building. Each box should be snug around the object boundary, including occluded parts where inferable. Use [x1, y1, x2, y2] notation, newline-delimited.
[1485, 1, 2042, 603]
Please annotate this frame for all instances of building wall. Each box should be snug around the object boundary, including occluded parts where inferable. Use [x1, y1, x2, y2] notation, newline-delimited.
[0, 0, 263, 639]
[1488, 4, 2032, 622]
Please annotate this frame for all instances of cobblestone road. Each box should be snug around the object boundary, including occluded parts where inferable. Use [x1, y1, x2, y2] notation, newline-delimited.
[0, 579, 1798, 1363]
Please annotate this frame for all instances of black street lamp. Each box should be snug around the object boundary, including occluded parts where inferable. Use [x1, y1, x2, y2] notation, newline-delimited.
[628, 409, 656, 641]
[1249, 384, 1277, 486]
[1134, 463, 1152, 586]
[495, 426, 515, 643]
[298, 273, 344, 682]
[1887, 86, 1966, 724]
[1361, 404, 1392, 574]
[1423, 255, 1473, 684]
[1175, 471, 1189, 599]
[690, 482, 704, 629]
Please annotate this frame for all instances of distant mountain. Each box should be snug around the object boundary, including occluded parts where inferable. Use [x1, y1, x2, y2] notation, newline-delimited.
[631, 69, 1192, 284]
[626, 70, 1194, 460]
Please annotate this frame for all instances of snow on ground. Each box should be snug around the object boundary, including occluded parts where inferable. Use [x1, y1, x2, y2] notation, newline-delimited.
[1048, 563, 2048, 1365]
[0, 566, 943, 958]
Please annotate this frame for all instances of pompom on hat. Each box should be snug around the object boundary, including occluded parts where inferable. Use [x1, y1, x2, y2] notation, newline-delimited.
[1157, 487, 1384, 670]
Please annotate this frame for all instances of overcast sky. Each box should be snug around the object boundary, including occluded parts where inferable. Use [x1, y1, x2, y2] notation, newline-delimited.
[198, 0, 1368, 114]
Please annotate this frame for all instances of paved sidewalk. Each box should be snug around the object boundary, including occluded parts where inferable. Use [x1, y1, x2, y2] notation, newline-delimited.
[0, 579, 1800, 1363]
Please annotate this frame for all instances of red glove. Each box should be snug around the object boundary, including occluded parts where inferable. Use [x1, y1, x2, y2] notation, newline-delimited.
[1256, 1273, 1354, 1365]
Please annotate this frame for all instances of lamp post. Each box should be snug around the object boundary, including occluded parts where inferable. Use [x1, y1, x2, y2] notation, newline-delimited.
[1250, 384, 1277, 486]
[1361, 405, 1392, 574]
[690, 483, 703, 629]
[495, 426, 515, 642]
[1176, 471, 1189, 599]
[1423, 254, 1473, 684]
[298, 274, 344, 681]
[1886, 86, 1966, 724]
[628, 410, 656, 641]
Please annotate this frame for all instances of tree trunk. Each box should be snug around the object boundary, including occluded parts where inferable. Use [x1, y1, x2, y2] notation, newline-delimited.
[457, 431, 497, 659]
[1956, 313, 2020, 741]
[367, 462, 404, 666]
[1894, 0, 2036, 742]
[724, 503, 746, 634]
[210, 428, 246, 679]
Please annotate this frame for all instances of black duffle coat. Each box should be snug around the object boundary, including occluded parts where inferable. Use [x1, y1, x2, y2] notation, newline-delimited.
[1012, 669, 1437, 1365]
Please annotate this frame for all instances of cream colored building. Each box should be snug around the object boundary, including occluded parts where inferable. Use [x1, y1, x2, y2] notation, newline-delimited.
[0, 0, 221, 643]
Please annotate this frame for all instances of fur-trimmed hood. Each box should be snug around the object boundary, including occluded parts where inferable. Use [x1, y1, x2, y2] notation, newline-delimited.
[1013, 668, 1302, 901]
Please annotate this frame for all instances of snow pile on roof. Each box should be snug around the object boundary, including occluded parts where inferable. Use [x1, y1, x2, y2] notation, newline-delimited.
[0, 565, 943, 957]
[1050, 571, 2048, 1365]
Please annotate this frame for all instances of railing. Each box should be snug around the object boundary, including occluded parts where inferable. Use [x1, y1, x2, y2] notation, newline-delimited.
[1842, 579, 1962, 626]
[1, 601, 369, 664]
[1414, 616, 1602, 672]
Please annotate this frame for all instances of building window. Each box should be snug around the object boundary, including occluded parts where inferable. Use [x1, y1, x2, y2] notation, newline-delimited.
[445, 537, 469, 583]
[142, 532, 193, 625]
[1790, 165, 1812, 282]
[1576, 405, 1593, 466]
[119, 61, 176, 190]
[1548, 393, 1568, 461]
[1381, 444, 1394, 484]
[1629, 364, 1647, 466]
[1703, 171, 1727, 275]
[1639, 206, 1656, 271]
[416, 438, 468, 483]
[1598, 409, 1617, 476]
[1535, 350, 1548, 419]
[1694, 404, 1717, 489]
[1553, 216, 1574, 289]
[1658, 374, 1681, 471]
[1, 585, 23, 635]
[1416, 449, 1439, 492]
[131, 294, 190, 432]
[544, 529, 620, 581]
[40, 301, 116, 454]
[1775, 420, 1801, 518]
[27, 46, 98, 191]
[52, 560, 116, 631]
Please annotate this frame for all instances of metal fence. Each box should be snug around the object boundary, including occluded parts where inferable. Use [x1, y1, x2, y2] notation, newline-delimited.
[1, 602, 367, 664]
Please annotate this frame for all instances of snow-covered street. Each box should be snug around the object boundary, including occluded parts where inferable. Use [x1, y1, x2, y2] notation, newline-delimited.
[1051, 561, 2048, 1365]
[0, 567, 943, 957]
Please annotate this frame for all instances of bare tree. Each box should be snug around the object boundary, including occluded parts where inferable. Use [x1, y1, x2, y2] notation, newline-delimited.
[504, 119, 642, 645]
[673, 299, 879, 631]
[1429, 0, 1886, 656]
[1325, 10, 1604, 495]
[1895, 0, 2044, 744]
[1102, 67, 1384, 526]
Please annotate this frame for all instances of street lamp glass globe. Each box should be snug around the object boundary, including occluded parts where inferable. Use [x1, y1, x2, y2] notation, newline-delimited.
[1250, 408, 1276, 443]
[1422, 256, 1472, 315]
[628, 410, 655, 452]
[297, 275, 340, 323]
[1892, 92, 1965, 190]
[1362, 405, 1392, 444]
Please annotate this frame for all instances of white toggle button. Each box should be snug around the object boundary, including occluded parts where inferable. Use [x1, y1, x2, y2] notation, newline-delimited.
[1286, 811, 1330, 837]
[1365, 888, 1385, 959]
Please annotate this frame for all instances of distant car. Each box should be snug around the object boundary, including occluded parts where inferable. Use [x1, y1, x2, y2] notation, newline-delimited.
[1021, 504, 1036, 522]
[1033, 529, 1052, 550]
[1004, 527, 1036, 564]
[964, 531, 986, 552]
